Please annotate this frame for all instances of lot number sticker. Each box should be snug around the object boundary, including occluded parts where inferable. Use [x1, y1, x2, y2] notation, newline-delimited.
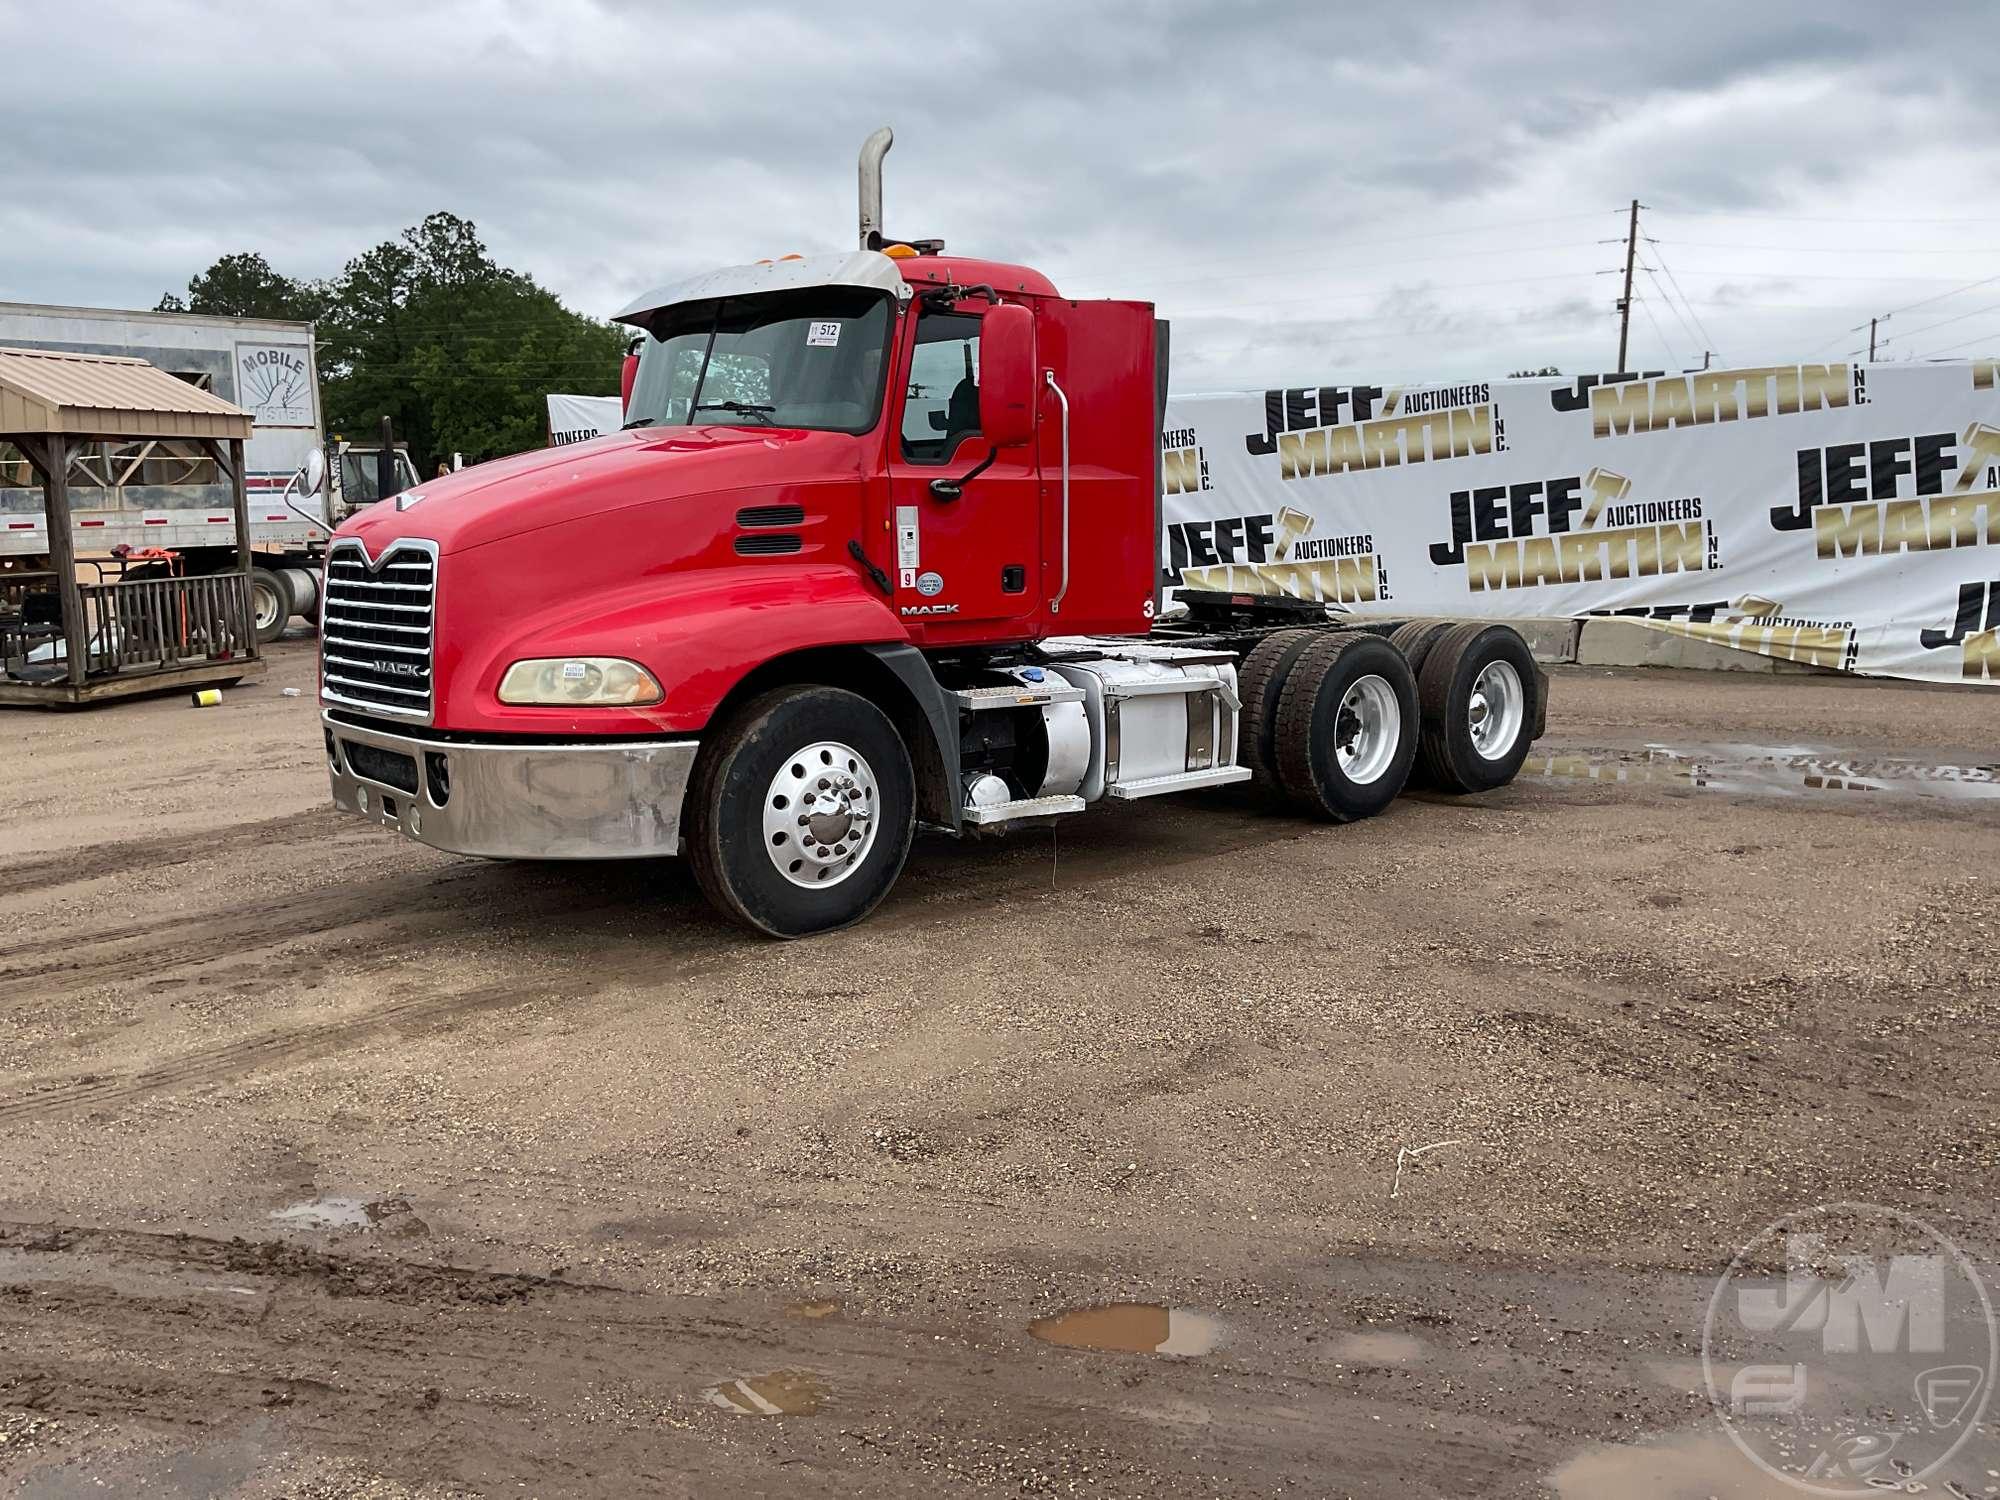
[807, 321, 842, 348]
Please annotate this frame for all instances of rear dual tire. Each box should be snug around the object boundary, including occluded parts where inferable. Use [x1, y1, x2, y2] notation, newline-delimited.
[1413, 623, 1538, 794]
[1235, 627, 1321, 800]
[1387, 618, 1454, 680]
[1274, 632, 1419, 821]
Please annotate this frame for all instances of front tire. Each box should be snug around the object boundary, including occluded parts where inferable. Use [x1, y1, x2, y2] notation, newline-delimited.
[686, 686, 915, 938]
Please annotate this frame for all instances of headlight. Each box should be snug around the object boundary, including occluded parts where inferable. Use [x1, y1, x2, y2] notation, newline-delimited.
[497, 656, 663, 706]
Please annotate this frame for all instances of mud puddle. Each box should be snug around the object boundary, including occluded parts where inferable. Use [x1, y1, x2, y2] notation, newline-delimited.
[1548, 1424, 1816, 1499]
[1329, 1331, 1425, 1364]
[1550, 1420, 1996, 1499]
[702, 1370, 825, 1416]
[1570, 1281, 1997, 1497]
[1532, 742, 2000, 801]
[270, 1197, 371, 1229]
[269, 1195, 428, 1235]
[1028, 1303, 1224, 1356]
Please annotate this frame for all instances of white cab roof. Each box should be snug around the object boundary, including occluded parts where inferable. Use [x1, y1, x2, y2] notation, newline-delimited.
[613, 250, 907, 330]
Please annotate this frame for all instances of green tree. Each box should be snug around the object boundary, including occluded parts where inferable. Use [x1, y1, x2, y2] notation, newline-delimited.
[1507, 366, 1562, 377]
[159, 217, 625, 471]
[157, 252, 322, 321]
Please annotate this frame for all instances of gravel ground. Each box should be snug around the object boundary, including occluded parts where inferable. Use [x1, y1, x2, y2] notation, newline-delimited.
[0, 639, 1993, 1497]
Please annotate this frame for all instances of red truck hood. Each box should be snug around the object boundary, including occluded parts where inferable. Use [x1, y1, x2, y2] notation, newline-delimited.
[336, 426, 861, 555]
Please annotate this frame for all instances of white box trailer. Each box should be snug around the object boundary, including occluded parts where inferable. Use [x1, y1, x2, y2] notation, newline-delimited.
[0, 302, 414, 640]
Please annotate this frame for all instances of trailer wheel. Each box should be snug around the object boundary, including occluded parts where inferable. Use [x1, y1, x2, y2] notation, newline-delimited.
[250, 567, 289, 643]
[1415, 623, 1540, 794]
[1234, 627, 1320, 799]
[1275, 632, 1418, 821]
[686, 685, 915, 938]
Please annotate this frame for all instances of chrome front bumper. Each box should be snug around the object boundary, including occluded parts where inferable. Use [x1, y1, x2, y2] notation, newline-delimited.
[324, 712, 699, 860]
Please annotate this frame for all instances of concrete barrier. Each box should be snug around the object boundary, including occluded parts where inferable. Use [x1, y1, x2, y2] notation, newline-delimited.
[1574, 619, 1830, 674]
[1362, 616, 1835, 674]
[1498, 619, 1581, 666]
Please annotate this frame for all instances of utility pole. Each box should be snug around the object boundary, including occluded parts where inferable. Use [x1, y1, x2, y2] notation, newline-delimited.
[1868, 317, 1878, 360]
[1616, 198, 1640, 373]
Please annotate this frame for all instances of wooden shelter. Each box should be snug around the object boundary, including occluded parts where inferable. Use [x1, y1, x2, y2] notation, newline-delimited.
[0, 346, 265, 706]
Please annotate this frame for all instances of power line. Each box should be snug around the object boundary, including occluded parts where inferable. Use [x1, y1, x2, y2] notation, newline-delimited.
[1645, 268, 2000, 283]
[1801, 270, 2000, 358]
[1070, 239, 1607, 296]
[1878, 298, 2000, 350]
[1154, 269, 1605, 318]
[1055, 208, 1627, 287]
[1863, 271, 2000, 322]
[1145, 294, 1888, 327]
[1649, 238, 2000, 254]
[1644, 239, 1723, 361]
[1648, 207, 2000, 225]
[1634, 293, 1685, 370]
[1160, 306, 1608, 340]
[1640, 262, 1705, 362]
[1904, 328, 2000, 362]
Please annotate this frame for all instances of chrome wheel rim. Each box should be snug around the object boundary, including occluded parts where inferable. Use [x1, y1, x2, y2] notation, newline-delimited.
[1468, 660, 1525, 761]
[252, 577, 283, 631]
[1334, 674, 1400, 785]
[762, 740, 878, 889]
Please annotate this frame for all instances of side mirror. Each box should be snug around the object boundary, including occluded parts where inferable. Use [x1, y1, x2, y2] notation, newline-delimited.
[978, 304, 1036, 449]
[621, 339, 642, 414]
[296, 447, 326, 497]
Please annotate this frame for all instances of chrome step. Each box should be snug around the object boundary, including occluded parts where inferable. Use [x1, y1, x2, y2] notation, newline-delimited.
[1103, 766, 1253, 800]
[950, 683, 1085, 711]
[962, 792, 1087, 825]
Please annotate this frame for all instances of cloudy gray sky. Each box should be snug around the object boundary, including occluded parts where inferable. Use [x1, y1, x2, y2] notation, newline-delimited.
[7, 0, 1999, 388]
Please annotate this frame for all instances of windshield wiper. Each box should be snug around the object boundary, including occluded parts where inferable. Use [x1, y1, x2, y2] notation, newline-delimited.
[621, 416, 655, 429]
[692, 400, 778, 425]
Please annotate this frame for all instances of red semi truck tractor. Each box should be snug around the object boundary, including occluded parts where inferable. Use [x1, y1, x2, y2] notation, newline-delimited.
[320, 130, 1544, 937]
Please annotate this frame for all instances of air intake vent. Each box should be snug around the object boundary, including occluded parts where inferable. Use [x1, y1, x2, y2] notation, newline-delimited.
[320, 540, 436, 720]
[735, 534, 802, 556]
[737, 503, 806, 528]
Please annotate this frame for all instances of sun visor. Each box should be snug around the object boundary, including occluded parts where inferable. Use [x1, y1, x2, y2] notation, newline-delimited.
[613, 251, 908, 334]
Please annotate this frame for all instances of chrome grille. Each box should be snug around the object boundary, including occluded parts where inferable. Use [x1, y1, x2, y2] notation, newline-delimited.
[319, 539, 437, 720]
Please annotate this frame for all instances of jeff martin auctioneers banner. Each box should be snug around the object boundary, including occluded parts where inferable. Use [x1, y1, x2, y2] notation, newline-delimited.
[1162, 361, 2000, 685]
[547, 392, 621, 447]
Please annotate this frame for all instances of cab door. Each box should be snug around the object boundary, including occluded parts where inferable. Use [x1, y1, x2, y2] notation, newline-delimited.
[884, 301, 1042, 645]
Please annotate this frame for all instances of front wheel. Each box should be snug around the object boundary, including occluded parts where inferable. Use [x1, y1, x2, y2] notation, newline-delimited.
[686, 686, 916, 938]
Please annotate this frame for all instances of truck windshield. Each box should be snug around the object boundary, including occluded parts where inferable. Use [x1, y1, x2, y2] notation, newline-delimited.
[626, 288, 893, 434]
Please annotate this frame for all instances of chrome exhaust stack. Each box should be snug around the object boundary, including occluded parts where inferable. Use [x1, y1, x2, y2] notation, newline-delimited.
[858, 126, 892, 250]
